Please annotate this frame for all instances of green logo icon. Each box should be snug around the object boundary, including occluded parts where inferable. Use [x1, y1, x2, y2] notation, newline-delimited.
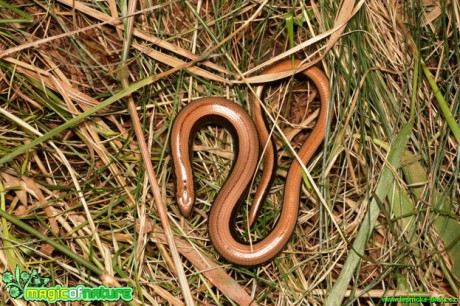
[2, 265, 50, 299]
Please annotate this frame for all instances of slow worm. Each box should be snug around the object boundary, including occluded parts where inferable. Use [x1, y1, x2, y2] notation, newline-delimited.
[171, 60, 330, 266]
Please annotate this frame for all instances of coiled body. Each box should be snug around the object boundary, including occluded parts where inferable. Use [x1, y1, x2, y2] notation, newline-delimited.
[171, 60, 330, 266]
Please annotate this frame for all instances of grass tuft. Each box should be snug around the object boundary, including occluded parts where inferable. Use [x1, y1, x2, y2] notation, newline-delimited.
[0, 0, 458, 304]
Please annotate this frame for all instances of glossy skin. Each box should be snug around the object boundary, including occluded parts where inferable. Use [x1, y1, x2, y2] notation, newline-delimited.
[171, 60, 330, 266]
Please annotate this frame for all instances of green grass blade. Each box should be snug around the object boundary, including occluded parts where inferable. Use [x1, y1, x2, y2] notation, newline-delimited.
[0, 0, 32, 23]
[0, 208, 101, 275]
[286, 12, 295, 65]
[0, 180, 24, 272]
[0, 74, 153, 166]
[401, 152, 460, 284]
[422, 64, 460, 143]
[326, 120, 414, 306]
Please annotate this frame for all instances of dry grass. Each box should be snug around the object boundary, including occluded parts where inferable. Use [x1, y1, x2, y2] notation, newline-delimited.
[0, 0, 459, 305]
